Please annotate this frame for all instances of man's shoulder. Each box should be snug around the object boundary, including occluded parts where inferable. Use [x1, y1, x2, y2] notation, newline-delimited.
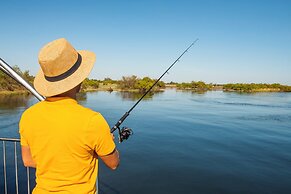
[22, 100, 100, 119]
[73, 103, 100, 117]
[21, 101, 43, 117]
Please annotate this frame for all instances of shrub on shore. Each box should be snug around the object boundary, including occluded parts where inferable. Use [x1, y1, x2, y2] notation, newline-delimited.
[176, 81, 212, 91]
[223, 83, 291, 92]
[119, 75, 165, 92]
[0, 66, 33, 92]
[81, 78, 100, 91]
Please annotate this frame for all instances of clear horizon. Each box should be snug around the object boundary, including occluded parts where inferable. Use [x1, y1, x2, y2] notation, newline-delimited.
[1, 0, 290, 85]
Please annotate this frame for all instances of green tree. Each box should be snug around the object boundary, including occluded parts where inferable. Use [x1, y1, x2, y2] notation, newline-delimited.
[119, 75, 138, 89]
[134, 77, 155, 92]
[81, 78, 99, 91]
[0, 65, 34, 92]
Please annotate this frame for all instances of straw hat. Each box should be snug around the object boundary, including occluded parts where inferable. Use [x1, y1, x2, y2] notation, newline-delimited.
[34, 38, 96, 97]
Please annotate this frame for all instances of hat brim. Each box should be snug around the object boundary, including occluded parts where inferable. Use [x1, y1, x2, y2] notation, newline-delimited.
[34, 50, 96, 97]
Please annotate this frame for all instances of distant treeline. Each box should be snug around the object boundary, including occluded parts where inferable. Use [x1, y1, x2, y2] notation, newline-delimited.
[223, 83, 291, 92]
[176, 81, 213, 91]
[1, 67, 291, 93]
[82, 75, 166, 92]
[176, 81, 291, 92]
[0, 68, 165, 93]
[0, 66, 34, 93]
[118, 75, 165, 92]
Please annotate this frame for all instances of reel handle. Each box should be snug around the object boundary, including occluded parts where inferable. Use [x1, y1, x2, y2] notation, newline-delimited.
[118, 126, 133, 143]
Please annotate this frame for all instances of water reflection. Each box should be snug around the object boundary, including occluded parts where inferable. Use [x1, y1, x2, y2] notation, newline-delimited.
[179, 90, 208, 96]
[0, 93, 31, 109]
[223, 91, 261, 96]
[116, 91, 164, 101]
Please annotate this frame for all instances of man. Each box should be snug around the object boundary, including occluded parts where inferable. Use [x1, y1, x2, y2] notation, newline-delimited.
[19, 38, 119, 194]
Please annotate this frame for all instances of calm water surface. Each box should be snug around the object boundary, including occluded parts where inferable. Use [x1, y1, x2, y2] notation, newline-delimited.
[0, 90, 291, 194]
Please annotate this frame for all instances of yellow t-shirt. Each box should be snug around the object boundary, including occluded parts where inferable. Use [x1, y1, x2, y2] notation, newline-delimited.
[19, 97, 116, 194]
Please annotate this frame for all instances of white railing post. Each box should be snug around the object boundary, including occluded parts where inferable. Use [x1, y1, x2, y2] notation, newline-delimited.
[14, 142, 19, 194]
[1, 138, 31, 194]
[3, 141, 7, 194]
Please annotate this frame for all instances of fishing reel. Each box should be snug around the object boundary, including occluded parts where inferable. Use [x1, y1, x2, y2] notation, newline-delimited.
[118, 126, 133, 143]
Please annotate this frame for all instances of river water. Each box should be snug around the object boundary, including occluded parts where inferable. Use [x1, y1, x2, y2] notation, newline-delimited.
[0, 90, 291, 194]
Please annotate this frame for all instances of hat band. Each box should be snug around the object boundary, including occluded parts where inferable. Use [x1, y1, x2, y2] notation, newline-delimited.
[45, 53, 82, 82]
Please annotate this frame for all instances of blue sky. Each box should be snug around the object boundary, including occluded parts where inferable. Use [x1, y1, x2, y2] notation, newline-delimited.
[1, 0, 291, 84]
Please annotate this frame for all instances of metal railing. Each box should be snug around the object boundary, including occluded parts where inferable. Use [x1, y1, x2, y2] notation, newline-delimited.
[1, 137, 32, 194]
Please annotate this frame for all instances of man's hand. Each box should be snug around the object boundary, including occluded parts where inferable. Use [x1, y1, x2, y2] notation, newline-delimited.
[111, 133, 115, 140]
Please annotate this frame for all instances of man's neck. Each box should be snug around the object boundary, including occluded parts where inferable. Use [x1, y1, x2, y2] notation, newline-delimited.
[51, 84, 81, 100]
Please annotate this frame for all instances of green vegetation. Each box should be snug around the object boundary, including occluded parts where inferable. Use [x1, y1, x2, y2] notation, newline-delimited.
[176, 81, 212, 91]
[0, 66, 33, 93]
[81, 78, 99, 91]
[1, 67, 291, 94]
[223, 83, 291, 92]
[119, 75, 165, 92]
[102, 77, 119, 85]
[119, 75, 138, 90]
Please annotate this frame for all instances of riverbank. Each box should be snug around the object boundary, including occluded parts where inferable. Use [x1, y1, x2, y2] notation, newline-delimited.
[1, 67, 290, 93]
[223, 83, 291, 92]
[82, 83, 141, 92]
[0, 90, 29, 95]
[1, 85, 291, 95]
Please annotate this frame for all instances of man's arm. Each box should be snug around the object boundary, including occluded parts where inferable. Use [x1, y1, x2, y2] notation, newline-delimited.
[99, 148, 120, 170]
[21, 146, 36, 168]
[91, 114, 120, 170]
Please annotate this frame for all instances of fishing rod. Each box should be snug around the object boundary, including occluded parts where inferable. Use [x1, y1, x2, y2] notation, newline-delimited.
[0, 58, 45, 101]
[111, 39, 199, 142]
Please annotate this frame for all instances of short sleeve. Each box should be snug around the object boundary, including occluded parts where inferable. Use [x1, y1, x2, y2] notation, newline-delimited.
[19, 114, 29, 146]
[87, 113, 116, 156]
[20, 134, 29, 146]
